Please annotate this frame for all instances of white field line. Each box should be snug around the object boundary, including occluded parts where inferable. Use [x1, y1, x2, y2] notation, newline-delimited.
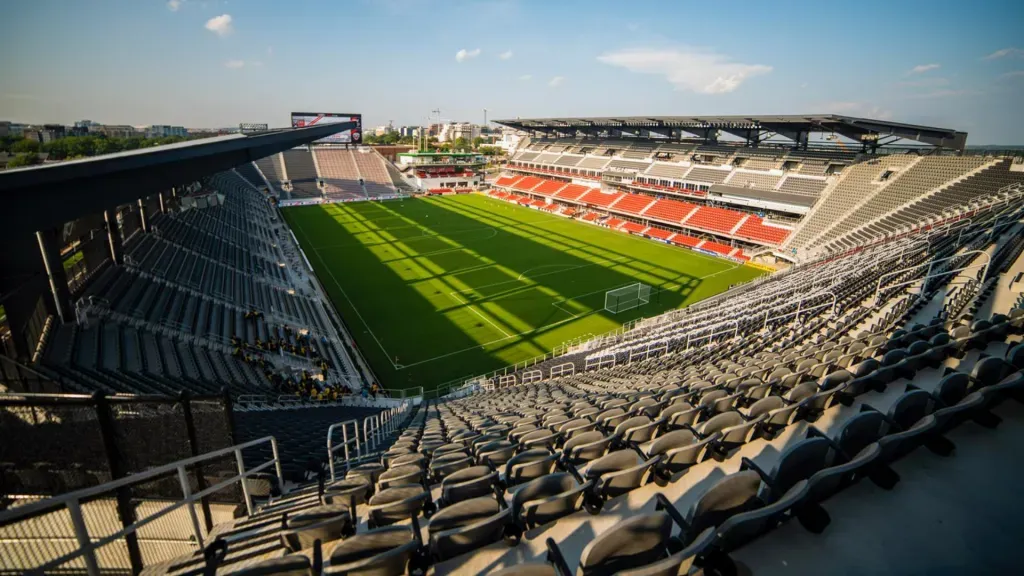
[297, 196, 748, 371]
[518, 263, 577, 281]
[551, 300, 581, 320]
[447, 291, 513, 339]
[452, 255, 632, 297]
[313, 226, 498, 251]
[289, 215, 399, 370]
[399, 260, 737, 366]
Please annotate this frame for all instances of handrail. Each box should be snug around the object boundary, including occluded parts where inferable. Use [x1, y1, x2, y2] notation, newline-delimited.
[872, 250, 991, 306]
[0, 436, 283, 576]
[363, 414, 382, 453]
[685, 319, 740, 350]
[0, 354, 63, 389]
[327, 419, 361, 481]
[763, 291, 837, 328]
[0, 390, 226, 405]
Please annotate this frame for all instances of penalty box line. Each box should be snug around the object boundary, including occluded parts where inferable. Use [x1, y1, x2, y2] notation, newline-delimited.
[448, 255, 633, 299]
[401, 262, 748, 370]
[447, 291, 513, 339]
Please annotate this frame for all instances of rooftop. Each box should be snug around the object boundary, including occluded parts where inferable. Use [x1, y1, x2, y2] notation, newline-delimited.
[495, 114, 968, 151]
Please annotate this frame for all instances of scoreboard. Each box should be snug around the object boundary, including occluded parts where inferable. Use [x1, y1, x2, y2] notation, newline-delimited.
[290, 112, 362, 144]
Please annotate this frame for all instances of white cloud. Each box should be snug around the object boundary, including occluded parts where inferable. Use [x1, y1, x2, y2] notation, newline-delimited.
[823, 101, 864, 113]
[518, 74, 532, 81]
[250, 60, 264, 67]
[548, 76, 564, 87]
[167, 0, 182, 11]
[1000, 70, 1024, 79]
[2, 93, 35, 101]
[267, 46, 273, 55]
[205, 14, 233, 36]
[905, 88, 981, 99]
[455, 48, 481, 63]
[982, 47, 1024, 60]
[818, 101, 893, 120]
[908, 63, 940, 74]
[626, 23, 640, 32]
[499, 50, 513, 60]
[597, 47, 771, 94]
[799, 82, 808, 89]
[224, 59, 245, 69]
[896, 77, 949, 89]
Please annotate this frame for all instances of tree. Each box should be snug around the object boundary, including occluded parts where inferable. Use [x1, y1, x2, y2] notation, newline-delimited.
[478, 145, 505, 156]
[472, 136, 484, 150]
[0, 136, 22, 154]
[42, 139, 67, 160]
[364, 134, 379, 145]
[94, 137, 124, 155]
[7, 153, 40, 168]
[11, 139, 40, 154]
[453, 137, 468, 151]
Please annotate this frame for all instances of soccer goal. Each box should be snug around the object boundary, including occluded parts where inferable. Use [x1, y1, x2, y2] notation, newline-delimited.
[604, 283, 651, 314]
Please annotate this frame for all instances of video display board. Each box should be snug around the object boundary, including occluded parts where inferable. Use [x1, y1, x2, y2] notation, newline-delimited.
[290, 112, 362, 144]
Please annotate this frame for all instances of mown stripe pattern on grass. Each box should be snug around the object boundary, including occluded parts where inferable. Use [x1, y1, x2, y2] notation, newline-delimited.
[282, 194, 764, 389]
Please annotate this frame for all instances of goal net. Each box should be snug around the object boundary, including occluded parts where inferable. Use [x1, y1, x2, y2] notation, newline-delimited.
[604, 283, 651, 314]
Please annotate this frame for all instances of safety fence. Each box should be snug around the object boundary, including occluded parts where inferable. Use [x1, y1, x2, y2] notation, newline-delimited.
[236, 386, 423, 411]
[0, 436, 282, 575]
[326, 402, 413, 482]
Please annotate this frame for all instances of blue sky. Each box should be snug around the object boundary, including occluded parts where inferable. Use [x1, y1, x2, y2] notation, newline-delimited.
[2, 0, 1023, 143]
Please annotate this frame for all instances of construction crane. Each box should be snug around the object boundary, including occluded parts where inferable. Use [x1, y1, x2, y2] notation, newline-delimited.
[826, 132, 849, 151]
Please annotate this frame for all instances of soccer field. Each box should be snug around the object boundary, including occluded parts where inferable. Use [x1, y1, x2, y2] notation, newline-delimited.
[282, 194, 765, 391]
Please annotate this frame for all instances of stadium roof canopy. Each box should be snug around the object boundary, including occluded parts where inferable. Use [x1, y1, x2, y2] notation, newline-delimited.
[0, 121, 353, 236]
[494, 114, 967, 151]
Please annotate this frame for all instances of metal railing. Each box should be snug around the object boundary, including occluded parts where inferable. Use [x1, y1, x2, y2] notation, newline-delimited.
[0, 436, 282, 576]
[363, 414, 382, 454]
[521, 369, 543, 384]
[550, 362, 575, 379]
[326, 419, 361, 482]
[0, 354, 71, 394]
[584, 354, 616, 371]
[871, 250, 992, 306]
[763, 291, 837, 329]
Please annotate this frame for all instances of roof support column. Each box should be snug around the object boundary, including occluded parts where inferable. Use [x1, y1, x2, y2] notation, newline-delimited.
[137, 198, 149, 233]
[796, 130, 809, 150]
[105, 209, 123, 265]
[158, 191, 166, 214]
[36, 227, 73, 324]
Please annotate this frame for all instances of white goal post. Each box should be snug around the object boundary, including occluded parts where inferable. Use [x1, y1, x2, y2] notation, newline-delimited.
[604, 283, 651, 314]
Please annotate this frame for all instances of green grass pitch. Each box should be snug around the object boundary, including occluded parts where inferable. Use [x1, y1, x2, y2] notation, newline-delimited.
[282, 194, 765, 391]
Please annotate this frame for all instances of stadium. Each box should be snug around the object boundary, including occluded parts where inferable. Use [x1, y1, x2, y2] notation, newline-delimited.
[2, 106, 1023, 574]
[2, 4, 1024, 569]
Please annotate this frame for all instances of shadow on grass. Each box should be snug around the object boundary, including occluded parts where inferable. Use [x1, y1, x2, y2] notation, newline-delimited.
[283, 195, 759, 389]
